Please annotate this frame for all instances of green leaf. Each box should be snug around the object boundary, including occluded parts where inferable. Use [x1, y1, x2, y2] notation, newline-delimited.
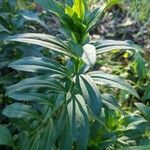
[143, 83, 150, 101]
[3, 103, 39, 119]
[135, 103, 150, 121]
[38, 119, 57, 150]
[101, 94, 122, 112]
[0, 16, 11, 31]
[6, 33, 73, 57]
[88, 71, 139, 98]
[65, 0, 85, 20]
[0, 126, 12, 146]
[66, 0, 73, 6]
[95, 40, 143, 54]
[35, 0, 65, 17]
[9, 57, 70, 77]
[6, 75, 66, 96]
[85, 7, 103, 31]
[86, 0, 121, 31]
[56, 111, 73, 150]
[0, 74, 17, 85]
[119, 145, 150, 150]
[8, 92, 53, 106]
[20, 10, 50, 32]
[131, 52, 146, 80]
[77, 74, 102, 116]
[67, 94, 89, 150]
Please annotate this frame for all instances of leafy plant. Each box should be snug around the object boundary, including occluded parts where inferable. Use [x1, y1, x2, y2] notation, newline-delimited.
[1, 0, 148, 149]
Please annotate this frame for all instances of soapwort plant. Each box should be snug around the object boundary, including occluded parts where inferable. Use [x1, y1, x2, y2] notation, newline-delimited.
[2, 0, 146, 149]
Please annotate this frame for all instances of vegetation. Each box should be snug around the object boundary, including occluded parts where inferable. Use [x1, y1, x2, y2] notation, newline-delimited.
[0, 0, 150, 150]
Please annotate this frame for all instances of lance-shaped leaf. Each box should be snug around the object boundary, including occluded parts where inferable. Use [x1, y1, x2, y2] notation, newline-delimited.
[35, 0, 65, 17]
[119, 145, 150, 150]
[77, 74, 102, 116]
[56, 111, 73, 150]
[6, 75, 66, 96]
[3, 103, 39, 119]
[101, 94, 122, 113]
[67, 94, 89, 150]
[38, 119, 57, 150]
[135, 103, 150, 121]
[9, 57, 70, 78]
[66, 0, 73, 6]
[20, 10, 50, 32]
[86, 0, 121, 31]
[88, 71, 139, 98]
[6, 33, 74, 57]
[8, 92, 53, 106]
[0, 126, 12, 146]
[95, 40, 143, 54]
[65, 0, 85, 20]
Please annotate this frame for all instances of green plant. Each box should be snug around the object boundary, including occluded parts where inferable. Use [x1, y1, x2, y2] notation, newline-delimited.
[1, 0, 149, 149]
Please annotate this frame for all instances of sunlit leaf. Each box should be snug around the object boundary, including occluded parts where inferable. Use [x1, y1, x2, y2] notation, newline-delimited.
[88, 71, 139, 98]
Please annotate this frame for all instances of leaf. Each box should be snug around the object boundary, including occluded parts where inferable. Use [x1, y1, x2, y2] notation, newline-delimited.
[119, 145, 150, 150]
[38, 119, 57, 150]
[95, 40, 143, 54]
[0, 16, 11, 31]
[101, 94, 122, 112]
[9, 57, 70, 77]
[6, 33, 73, 57]
[135, 103, 150, 121]
[20, 10, 50, 32]
[3, 103, 39, 119]
[118, 118, 150, 139]
[6, 75, 66, 96]
[35, 0, 65, 17]
[0, 74, 17, 85]
[56, 111, 73, 150]
[85, 7, 103, 31]
[86, 0, 121, 31]
[67, 94, 89, 150]
[0, 24, 11, 33]
[8, 92, 53, 105]
[82, 44, 97, 71]
[131, 52, 146, 80]
[66, 0, 85, 20]
[77, 74, 102, 116]
[143, 83, 150, 101]
[66, 0, 73, 6]
[0, 126, 12, 146]
[88, 71, 139, 98]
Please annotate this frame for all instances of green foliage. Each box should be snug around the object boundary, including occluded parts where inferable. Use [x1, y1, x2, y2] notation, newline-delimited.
[0, 0, 149, 149]
[126, 0, 150, 22]
[0, 126, 12, 146]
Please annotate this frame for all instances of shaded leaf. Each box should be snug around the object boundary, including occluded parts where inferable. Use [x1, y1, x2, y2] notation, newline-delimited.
[101, 94, 122, 112]
[0, 126, 12, 146]
[119, 145, 150, 150]
[35, 0, 65, 17]
[77, 74, 102, 116]
[3, 103, 39, 119]
[67, 94, 89, 150]
[143, 83, 150, 101]
[135, 103, 150, 121]
[6, 76, 66, 96]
